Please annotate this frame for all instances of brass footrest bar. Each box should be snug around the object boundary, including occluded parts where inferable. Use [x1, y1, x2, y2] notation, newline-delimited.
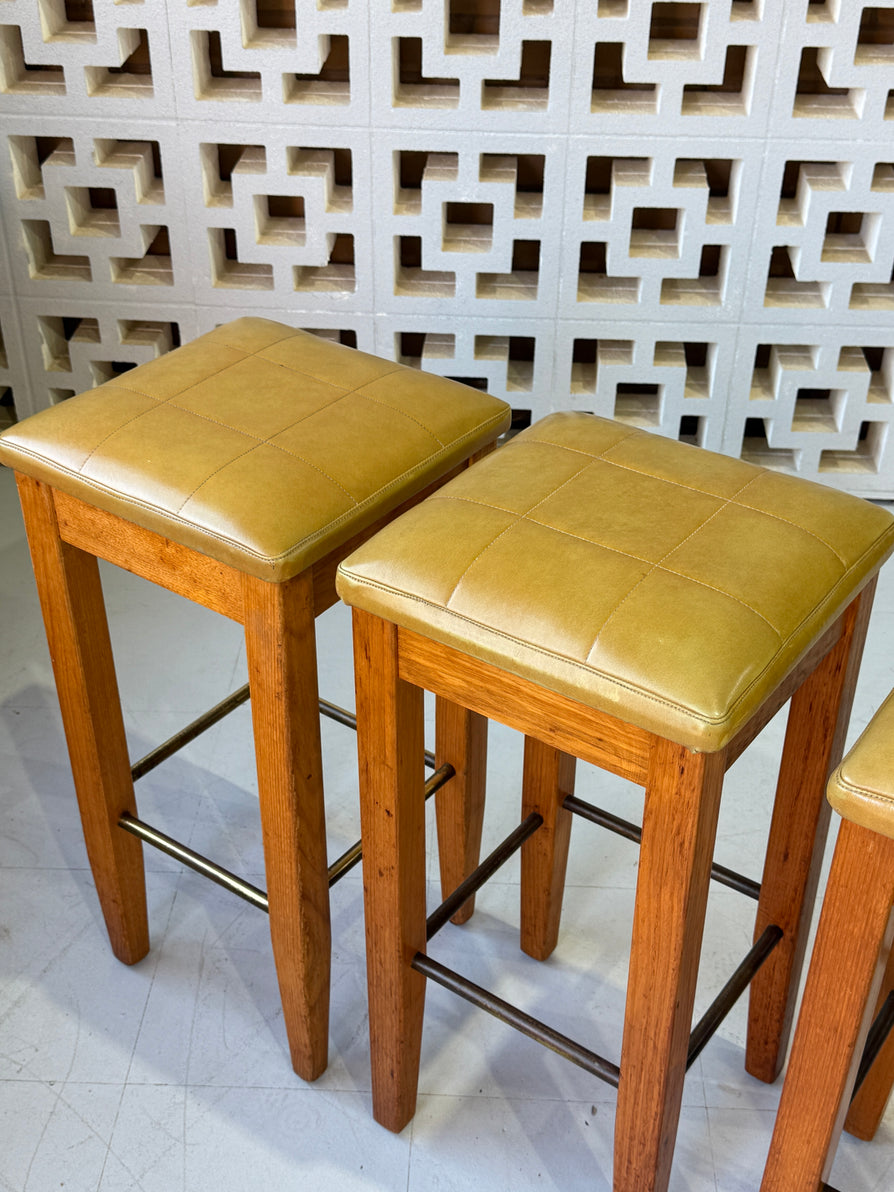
[426, 812, 543, 941]
[411, 951, 622, 1087]
[563, 794, 762, 901]
[131, 689, 436, 783]
[131, 684, 252, 781]
[119, 810, 270, 911]
[118, 763, 456, 908]
[686, 925, 783, 1069]
[852, 990, 894, 1100]
[328, 764, 455, 887]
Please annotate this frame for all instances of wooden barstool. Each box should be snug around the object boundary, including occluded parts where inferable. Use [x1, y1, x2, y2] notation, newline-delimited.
[0, 317, 509, 1082]
[762, 688, 894, 1191]
[335, 411, 894, 1191]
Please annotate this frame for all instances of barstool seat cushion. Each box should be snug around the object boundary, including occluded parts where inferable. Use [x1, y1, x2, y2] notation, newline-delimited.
[828, 690, 894, 840]
[0, 318, 510, 581]
[336, 412, 894, 752]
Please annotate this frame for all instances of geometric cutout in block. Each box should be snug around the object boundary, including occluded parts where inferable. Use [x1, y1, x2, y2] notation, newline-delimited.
[94, 139, 164, 204]
[394, 38, 460, 108]
[479, 153, 545, 218]
[819, 421, 886, 475]
[740, 417, 799, 471]
[570, 338, 634, 395]
[649, 3, 702, 61]
[65, 186, 120, 237]
[855, 8, 894, 67]
[792, 46, 863, 120]
[629, 207, 680, 258]
[577, 242, 640, 303]
[256, 194, 306, 247]
[8, 135, 74, 200]
[614, 379, 662, 428]
[294, 232, 355, 292]
[653, 340, 713, 398]
[591, 42, 658, 113]
[660, 244, 724, 305]
[443, 201, 494, 252]
[0, 25, 66, 94]
[777, 160, 848, 228]
[37, 315, 101, 372]
[447, 0, 500, 53]
[284, 35, 350, 104]
[394, 236, 456, 297]
[36, 0, 97, 44]
[764, 246, 827, 309]
[84, 28, 153, 98]
[681, 45, 751, 116]
[822, 210, 876, 264]
[476, 239, 540, 299]
[192, 30, 262, 101]
[208, 227, 274, 290]
[474, 334, 536, 390]
[288, 147, 353, 212]
[584, 156, 651, 221]
[482, 41, 551, 111]
[394, 151, 459, 216]
[201, 144, 266, 207]
[22, 220, 92, 282]
[110, 227, 173, 286]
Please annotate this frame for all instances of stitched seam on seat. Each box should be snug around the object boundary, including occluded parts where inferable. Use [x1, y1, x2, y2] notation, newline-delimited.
[523, 434, 848, 565]
[583, 473, 765, 662]
[442, 460, 597, 610]
[525, 515, 783, 633]
[3, 408, 510, 566]
[337, 538, 886, 734]
[832, 775, 894, 806]
[215, 346, 447, 444]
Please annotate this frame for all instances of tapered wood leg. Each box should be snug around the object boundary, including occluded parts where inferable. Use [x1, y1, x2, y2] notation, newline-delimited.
[614, 738, 725, 1192]
[434, 696, 487, 925]
[353, 608, 427, 1133]
[16, 475, 148, 965]
[243, 570, 331, 1082]
[761, 822, 894, 1192]
[747, 584, 875, 1083]
[844, 944, 894, 1140]
[520, 738, 575, 962]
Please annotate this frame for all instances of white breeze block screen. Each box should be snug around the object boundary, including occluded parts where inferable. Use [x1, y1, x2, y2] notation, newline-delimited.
[1, 0, 893, 495]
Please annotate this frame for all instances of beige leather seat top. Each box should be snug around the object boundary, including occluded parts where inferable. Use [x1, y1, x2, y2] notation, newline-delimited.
[0, 318, 510, 581]
[828, 690, 894, 839]
[336, 411, 894, 753]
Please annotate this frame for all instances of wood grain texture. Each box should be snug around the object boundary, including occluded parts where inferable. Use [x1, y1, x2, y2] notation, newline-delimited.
[16, 474, 149, 964]
[434, 696, 488, 925]
[398, 629, 651, 785]
[520, 739, 575, 962]
[760, 822, 894, 1192]
[52, 488, 245, 621]
[746, 581, 876, 1084]
[243, 569, 331, 1081]
[844, 942, 894, 1140]
[353, 607, 427, 1133]
[614, 739, 726, 1192]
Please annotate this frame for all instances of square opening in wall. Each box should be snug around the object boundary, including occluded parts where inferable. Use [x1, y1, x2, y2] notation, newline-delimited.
[447, 0, 500, 52]
[648, 2, 702, 59]
[615, 382, 662, 428]
[793, 46, 862, 119]
[65, 187, 120, 237]
[394, 38, 459, 107]
[482, 40, 550, 109]
[591, 43, 658, 113]
[284, 35, 350, 104]
[681, 45, 751, 116]
[856, 7, 894, 65]
[476, 240, 540, 299]
[792, 387, 842, 432]
[294, 232, 356, 292]
[85, 28, 153, 98]
[256, 194, 307, 246]
[822, 210, 876, 264]
[820, 421, 887, 474]
[394, 237, 456, 297]
[741, 418, 799, 471]
[443, 202, 494, 252]
[629, 207, 680, 258]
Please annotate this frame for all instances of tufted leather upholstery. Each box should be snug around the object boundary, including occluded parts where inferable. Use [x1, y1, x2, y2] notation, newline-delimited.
[0, 318, 510, 581]
[337, 411, 894, 752]
[828, 690, 894, 840]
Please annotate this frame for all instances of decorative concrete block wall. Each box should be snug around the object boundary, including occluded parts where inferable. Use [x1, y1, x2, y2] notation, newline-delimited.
[1, 0, 893, 494]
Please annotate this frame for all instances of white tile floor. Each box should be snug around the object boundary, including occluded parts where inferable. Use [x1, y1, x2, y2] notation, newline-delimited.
[1, 460, 894, 1192]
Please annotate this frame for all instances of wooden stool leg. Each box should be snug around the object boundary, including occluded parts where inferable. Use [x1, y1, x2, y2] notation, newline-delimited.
[520, 738, 575, 962]
[845, 944, 894, 1140]
[243, 571, 331, 1082]
[747, 583, 875, 1084]
[761, 823, 894, 1192]
[353, 608, 426, 1133]
[434, 696, 487, 925]
[615, 738, 725, 1192]
[16, 475, 148, 965]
